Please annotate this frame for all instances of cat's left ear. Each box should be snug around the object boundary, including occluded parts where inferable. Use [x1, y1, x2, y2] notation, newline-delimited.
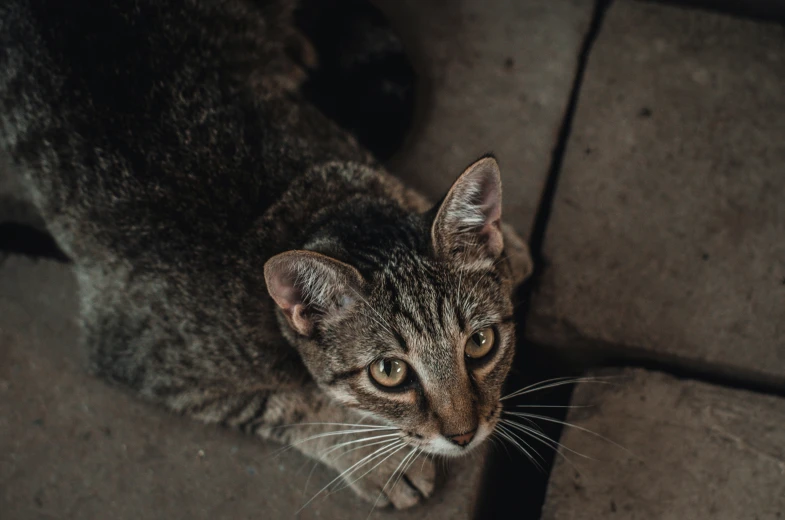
[431, 156, 504, 266]
[264, 251, 364, 337]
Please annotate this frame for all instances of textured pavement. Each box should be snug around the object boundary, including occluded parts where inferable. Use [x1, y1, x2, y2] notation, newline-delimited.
[541, 369, 785, 520]
[526, 0, 785, 385]
[531, 1, 785, 518]
[373, 0, 594, 239]
[3, 0, 785, 519]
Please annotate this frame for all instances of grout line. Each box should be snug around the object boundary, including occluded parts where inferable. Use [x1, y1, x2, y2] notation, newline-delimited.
[526, 336, 785, 398]
[526, 0, 613, 272]
[480, 0, 784, 517]
[474, 2, 613, 520]
[606, 356, 785, 398]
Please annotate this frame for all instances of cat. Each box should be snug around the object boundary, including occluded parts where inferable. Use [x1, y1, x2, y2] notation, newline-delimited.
[0, 0, 532, 508]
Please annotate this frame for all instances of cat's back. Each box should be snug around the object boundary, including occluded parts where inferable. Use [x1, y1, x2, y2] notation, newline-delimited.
[0, 0, 371, 265]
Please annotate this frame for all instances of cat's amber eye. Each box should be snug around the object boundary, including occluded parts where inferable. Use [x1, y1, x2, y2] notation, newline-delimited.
[465, 327, 496, 359]
[369, 358, 408, 387]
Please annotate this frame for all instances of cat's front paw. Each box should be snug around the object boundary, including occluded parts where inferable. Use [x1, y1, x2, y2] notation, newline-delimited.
[336, 448, 436, 509]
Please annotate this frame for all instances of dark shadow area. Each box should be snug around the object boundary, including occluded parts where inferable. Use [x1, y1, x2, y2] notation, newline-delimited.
[295, 0, 417, 163]
[474, 305, 582, 520]
[474, 1, 612, 518]
[0, 222, 69, 263]
[1, 0, 416, 264]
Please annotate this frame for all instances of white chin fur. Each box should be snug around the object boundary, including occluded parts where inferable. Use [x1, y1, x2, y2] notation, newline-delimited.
[423, 423, 492, 457]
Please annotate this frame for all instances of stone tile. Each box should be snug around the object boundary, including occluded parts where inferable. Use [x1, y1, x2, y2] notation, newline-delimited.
[0, 256, 482, 519]
[373, 0, 594, 238]
[527, 0, 785, 384]
[541, 369, 785, 520]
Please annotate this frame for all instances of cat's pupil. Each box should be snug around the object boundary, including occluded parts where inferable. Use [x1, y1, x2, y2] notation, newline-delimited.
[473, 331, 486, 346]
[383, 360, 393, 376]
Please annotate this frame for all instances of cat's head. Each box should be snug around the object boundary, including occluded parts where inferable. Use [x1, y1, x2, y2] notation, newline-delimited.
[264, 156, 532, 456]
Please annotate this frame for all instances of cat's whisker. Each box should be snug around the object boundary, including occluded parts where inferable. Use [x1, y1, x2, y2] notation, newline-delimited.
[488, 429, 512, 458]
[393, 447, 421, 493]
[497, 423, 545, 466]
[500, 376, 575, 400]
[367, 447, 419, 519]
[500, 376, 599, 401]
[503, 411, 634, 457]
[302, 460, 321, 498]
[320, 434, 402, 460]
[500, 419, 596, 461]
[264, 421, 396, 431]
[269, 427, 400, 459]
[499, 419, 583, 474]
[331, 438, 406, 464]
[513, 404, 592, 409]
[500, 376, 617, 401]
[420, 451, 433, 472]
[510, 413, 546, 435]
[331, 441, 410, 494]
[495, 423, 544, 472]
[297, 440, 405, 513]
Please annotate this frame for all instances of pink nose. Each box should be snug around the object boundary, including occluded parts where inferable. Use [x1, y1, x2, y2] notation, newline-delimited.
[448, 429, 476, 447]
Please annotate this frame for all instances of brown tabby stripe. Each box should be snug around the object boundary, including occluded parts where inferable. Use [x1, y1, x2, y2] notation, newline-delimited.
[238, 394, 271, 434]
[219, 393, 258, 427]
[324, 367, 365, 386]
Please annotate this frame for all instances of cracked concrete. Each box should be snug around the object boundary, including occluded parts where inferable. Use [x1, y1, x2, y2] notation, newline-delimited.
[541, 369, 785, 520]
[373, 0, 594, 240]
[4, 0, 784, 518]
[526, 0, 785, 385]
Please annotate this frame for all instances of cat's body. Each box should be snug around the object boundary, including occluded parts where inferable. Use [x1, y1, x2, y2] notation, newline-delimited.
[1, 0, 531, 508]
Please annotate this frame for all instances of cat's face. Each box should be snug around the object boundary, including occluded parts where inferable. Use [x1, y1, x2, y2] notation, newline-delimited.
[266, 157, 526, 456]
[316, 258, 515, 457]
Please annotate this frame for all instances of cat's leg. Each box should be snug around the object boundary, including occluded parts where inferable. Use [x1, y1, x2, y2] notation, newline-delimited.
[76, 271, 435, 509]
[105, 358, 437, 508]
[182, 386, 437, 509]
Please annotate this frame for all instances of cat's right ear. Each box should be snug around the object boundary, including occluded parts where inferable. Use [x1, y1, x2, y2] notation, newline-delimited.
[264, 251, 364, 337]
[431, 156, 504, 267]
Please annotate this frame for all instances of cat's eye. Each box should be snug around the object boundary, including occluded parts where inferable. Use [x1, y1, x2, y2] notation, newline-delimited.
[465, 327, 496, 359]
[369, 358, 408, 388]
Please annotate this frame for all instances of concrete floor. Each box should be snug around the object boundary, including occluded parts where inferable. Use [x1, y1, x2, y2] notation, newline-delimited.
[2, 0, 785, 519]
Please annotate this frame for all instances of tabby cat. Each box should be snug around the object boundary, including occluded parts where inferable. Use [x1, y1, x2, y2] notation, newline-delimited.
[0, 0, 532, 508]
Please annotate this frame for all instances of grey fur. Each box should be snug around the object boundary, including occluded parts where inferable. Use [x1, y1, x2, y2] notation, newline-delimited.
[0, 0, 532, 508]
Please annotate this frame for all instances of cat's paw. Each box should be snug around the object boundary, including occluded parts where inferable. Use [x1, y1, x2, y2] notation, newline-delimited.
[337, 449, 436, 509]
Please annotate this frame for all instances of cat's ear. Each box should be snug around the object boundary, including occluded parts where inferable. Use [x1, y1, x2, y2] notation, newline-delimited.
[264, 251, 364, 337]
[431, 156, 504, 265]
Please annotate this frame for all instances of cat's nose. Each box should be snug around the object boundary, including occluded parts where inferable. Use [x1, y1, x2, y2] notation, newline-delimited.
[448, 429, 476, 447]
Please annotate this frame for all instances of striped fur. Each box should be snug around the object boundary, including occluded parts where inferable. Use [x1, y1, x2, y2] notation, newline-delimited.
[0, 0, 532, 508]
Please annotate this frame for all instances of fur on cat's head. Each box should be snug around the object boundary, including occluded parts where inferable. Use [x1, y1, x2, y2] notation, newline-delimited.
[265, 156, 532, 456]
